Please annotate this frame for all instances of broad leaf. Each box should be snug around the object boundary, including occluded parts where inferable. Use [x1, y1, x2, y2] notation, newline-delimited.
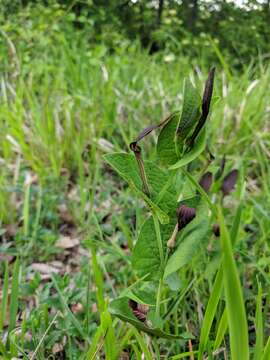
[104, 153, 177, 224]
[169, 127, 206, 170]
[164, 201, 209, 278]
[109, 297, 190, 340]
[132, 217, 176, 280]
[156, 80, 201, 166]
[156, 113, 180, 165]
[164, 272, 182, 291]
[177, 79, 201, 142]
[120, 281, 157, 306]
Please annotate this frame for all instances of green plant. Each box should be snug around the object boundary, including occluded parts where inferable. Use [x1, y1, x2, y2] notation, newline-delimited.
[1, 12, 270, 356]
[103, 65, 270, 358]
[103, 68, 249, 357]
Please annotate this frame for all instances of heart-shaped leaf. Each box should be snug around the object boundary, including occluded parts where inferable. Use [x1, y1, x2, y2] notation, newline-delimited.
[104, 153, 177, 224]
[132, 217, 176, 281]
[109, 297, 191, 340]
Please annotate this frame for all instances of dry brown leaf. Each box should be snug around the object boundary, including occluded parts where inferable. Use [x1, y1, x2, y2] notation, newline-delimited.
[58, 204, 75, 225]
[0, 253, 15, 263]
[4, 223, 18, 238]
[31, 263, 60, 274]
[52, 343, 64, 354]
[56, 235, 79, 249]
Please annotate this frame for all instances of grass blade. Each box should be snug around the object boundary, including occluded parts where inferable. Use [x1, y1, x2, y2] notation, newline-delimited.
[198, 267, 223, 359]
[0, 260, 9, 331]
[170, 350, 198, 360]
[90, 246, 117, 359]
[132, 328, 152, 360]
[8, 258, 20, 334]
[85, 325, 107, 360]
[254, 282, 263, 360]
[199, 199, 244, 358]
[218, 205, 249, 360]
[262, 336, 270, 360]
[213, 308, 227, 350]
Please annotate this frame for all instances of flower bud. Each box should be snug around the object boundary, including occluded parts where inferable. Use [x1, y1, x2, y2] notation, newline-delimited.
[199, 171, 213, 193]
[177, 204, 196, 230]
[221, 169, 238, 196]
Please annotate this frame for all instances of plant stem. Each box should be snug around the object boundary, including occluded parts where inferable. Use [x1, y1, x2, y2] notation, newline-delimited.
[182, 168, 217, 216]
[133, 148, 150, 196]
[153, 213, 164, 269]
[156, 278, 163, 319]
[152, 213, 165, 319]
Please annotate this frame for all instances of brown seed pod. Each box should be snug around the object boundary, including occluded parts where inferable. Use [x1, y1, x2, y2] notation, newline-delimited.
[199, 171, 213, 193]
[128, 299, 149, 323]
[221, 169, 238, 196]
[177, 204, 196, 230]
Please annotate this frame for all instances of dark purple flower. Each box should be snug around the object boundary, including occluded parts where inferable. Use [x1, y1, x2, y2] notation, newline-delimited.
[221, 169, 238, 196]
[128, 299, 149, 323]
[199, 171, 213, 193]
[213, 223, 220, 237]
[177, 204, 196, 230]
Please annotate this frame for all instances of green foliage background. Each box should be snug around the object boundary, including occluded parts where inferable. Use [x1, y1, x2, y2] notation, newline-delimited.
[1, 0, 270, 69]
[0, 1, 270, 359]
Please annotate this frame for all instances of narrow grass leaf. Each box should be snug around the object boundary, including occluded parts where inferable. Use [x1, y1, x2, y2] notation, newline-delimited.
[218, 205, 249, 360]
[0, 337, 8, 358]
[133, 328, 152, 360]
[198, 267, 223, 359]
[213, 308, 228, 350]
[170, 350, 198, 360]
[0, 260, 9, 331]
[101, 310, 117, 360]
[8, 258, 20, 334]
[199, 199, 244, 358]
[91, 247, 105, 312]
[262, 336, 270, 360]
[254, 282, 263, 360]
[85, 324, 107, 360]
